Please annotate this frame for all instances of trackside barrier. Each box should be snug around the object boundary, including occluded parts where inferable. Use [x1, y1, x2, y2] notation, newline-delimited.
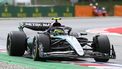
[0, 5, 94, 17]
[75, 5, 93, 17]
[114, 5, 122, 16]
[0, 6, 74, 17]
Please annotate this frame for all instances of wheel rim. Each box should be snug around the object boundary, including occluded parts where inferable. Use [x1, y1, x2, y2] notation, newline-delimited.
[32, 39, 37, 59]
[38, 43, 44, 57]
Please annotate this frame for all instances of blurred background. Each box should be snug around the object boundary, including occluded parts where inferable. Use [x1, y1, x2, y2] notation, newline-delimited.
[0, 0, 122, 17]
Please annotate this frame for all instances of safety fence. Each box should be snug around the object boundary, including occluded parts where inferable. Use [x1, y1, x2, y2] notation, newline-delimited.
[0, 6, 74, 17]
[75, 5, 93, 17]
[0, 5, 122, 17]
[114, 5, 122, 16]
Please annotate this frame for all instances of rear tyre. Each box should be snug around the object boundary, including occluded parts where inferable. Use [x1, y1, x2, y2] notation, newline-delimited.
[32, 34, 50, 61]
[7, 31, 26, 56]
[92, 35, 110, 62]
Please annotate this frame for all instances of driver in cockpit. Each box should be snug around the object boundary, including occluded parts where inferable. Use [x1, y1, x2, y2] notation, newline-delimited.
[47, 18, 62, 33]
[47, 21, 62, 33]
[47, 18, 72, 35]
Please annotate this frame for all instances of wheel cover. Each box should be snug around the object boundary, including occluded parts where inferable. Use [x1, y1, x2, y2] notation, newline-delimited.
[38, 43, 44, 57]
[32, 39, 37, 59]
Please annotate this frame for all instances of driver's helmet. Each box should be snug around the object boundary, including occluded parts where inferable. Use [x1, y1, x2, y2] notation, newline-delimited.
[53, 28, 64, 35]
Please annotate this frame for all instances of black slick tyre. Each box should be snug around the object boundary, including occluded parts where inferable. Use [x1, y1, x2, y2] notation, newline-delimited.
[7, 31, 26, 56]
[37, 34, 51, 52]
[32, 34, 50, 61]
[92, 35, 110, 62]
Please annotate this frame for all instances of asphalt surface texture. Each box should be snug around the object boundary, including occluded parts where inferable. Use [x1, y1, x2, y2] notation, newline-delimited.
[0, 17, 122, 68]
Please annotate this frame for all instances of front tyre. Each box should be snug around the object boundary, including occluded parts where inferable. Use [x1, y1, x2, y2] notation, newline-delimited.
[32, 34, 50, 61]
[92, 35, 111, 62]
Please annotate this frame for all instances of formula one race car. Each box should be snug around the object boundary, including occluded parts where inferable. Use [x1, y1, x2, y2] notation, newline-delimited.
[6, 18, 116, 62]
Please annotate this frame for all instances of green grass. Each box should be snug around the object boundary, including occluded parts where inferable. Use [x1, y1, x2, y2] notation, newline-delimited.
[0, 53, 96, 69]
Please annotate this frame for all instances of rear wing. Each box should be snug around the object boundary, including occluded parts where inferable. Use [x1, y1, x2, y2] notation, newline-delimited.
[19, 22, 51, 31]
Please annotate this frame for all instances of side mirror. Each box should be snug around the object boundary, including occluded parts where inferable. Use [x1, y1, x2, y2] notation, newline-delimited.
[80, 32, 87, 35]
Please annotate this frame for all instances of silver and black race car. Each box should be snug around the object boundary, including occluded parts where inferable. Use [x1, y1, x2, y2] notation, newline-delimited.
[6, 18, 116, 62]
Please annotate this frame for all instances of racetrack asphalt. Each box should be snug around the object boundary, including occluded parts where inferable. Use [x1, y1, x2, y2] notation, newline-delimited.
[0, 17, 122, 69]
